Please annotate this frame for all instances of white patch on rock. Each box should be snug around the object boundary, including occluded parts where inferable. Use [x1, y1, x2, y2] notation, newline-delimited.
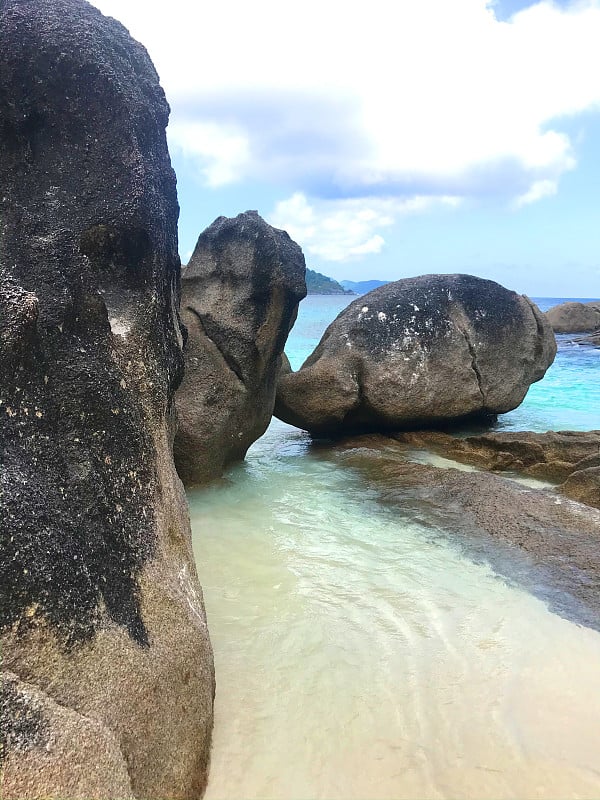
[178, 564, 208, 628]
[110, 318, 132, 337]
[377, 312, 387, 322]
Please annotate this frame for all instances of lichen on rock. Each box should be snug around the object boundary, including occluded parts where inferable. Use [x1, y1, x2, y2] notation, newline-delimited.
[0, 0, 214, 797]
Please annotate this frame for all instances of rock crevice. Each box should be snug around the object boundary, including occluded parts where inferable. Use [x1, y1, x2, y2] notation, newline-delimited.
[184, 305, 246, 386]
[457, 322, 486, 405]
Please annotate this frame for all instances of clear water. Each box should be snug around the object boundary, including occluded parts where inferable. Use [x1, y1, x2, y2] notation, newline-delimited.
[498, 297, 600, 432]
[190, 296, 600, 800]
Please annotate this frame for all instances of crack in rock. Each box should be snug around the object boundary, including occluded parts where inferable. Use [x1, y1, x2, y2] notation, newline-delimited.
[458, 324, 486, 405]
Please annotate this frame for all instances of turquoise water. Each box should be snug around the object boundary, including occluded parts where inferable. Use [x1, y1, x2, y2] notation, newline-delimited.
[501, 298, 600, 431]
[190, 295, 600, 800]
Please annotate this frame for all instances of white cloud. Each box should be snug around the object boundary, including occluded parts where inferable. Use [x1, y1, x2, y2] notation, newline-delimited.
[270, 193, 461, 262]
[168, 121, 250, 187]
[91, 0, 600, 205]
[514, 178, 558, 207]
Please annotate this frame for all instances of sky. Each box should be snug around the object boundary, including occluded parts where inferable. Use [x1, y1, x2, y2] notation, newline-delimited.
[90, 0, 600, 297]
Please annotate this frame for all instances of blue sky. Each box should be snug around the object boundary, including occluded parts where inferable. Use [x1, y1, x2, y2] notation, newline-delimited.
[92, 0, 600, 297]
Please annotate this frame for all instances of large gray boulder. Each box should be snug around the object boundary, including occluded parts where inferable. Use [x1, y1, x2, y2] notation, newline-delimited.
[0, 1, 214, 797]
[275, 274, 556, 435]
[174, 211, 306, 485]
[546, 300, 600, 333]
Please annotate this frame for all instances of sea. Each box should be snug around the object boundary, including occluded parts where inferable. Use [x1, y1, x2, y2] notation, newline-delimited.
[188, 296, 600, 800]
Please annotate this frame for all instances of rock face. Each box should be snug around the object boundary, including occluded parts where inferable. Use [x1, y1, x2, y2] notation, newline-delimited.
[0, 1, 214, 798]
[546, 300, 600, 333]
[275, 274, 556, 435]
[391, 430, 600, 509]
[174, 211, 306, 485]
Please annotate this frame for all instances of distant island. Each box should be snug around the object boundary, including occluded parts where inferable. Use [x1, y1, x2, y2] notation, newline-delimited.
[341, 279, 391, 294]
[305, 272, 393, 296]
[306, 268, 354, 295]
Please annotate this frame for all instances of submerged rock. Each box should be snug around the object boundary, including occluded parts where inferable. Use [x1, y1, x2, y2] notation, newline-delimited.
[546, 300, 600, 333]
[583, 331, 600, 347]
[174, 211, 306, 485]
[318, 434, 600, 631]
[0, 1, 213, 797]
[275, 274, 556, 435]
[390, 429, 600, 509]
[566, 330, 600, 348]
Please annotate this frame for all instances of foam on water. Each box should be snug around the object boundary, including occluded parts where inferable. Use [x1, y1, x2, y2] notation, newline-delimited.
[190, 296, 600, 799]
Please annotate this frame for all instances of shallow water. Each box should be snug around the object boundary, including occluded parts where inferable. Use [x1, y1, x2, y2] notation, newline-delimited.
[406, 448, 555, 488]
[190, 296, 600, 800]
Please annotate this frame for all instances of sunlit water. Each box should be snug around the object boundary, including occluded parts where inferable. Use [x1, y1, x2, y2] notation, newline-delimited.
[190, 296, 600, 800]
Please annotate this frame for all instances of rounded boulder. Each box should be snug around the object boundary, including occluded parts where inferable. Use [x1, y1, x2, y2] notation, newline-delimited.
[275, 274, 556, 435]
[546, 301, 600, 333]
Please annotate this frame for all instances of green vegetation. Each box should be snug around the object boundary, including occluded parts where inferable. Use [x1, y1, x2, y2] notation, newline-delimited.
[306, 269, 354, 295]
